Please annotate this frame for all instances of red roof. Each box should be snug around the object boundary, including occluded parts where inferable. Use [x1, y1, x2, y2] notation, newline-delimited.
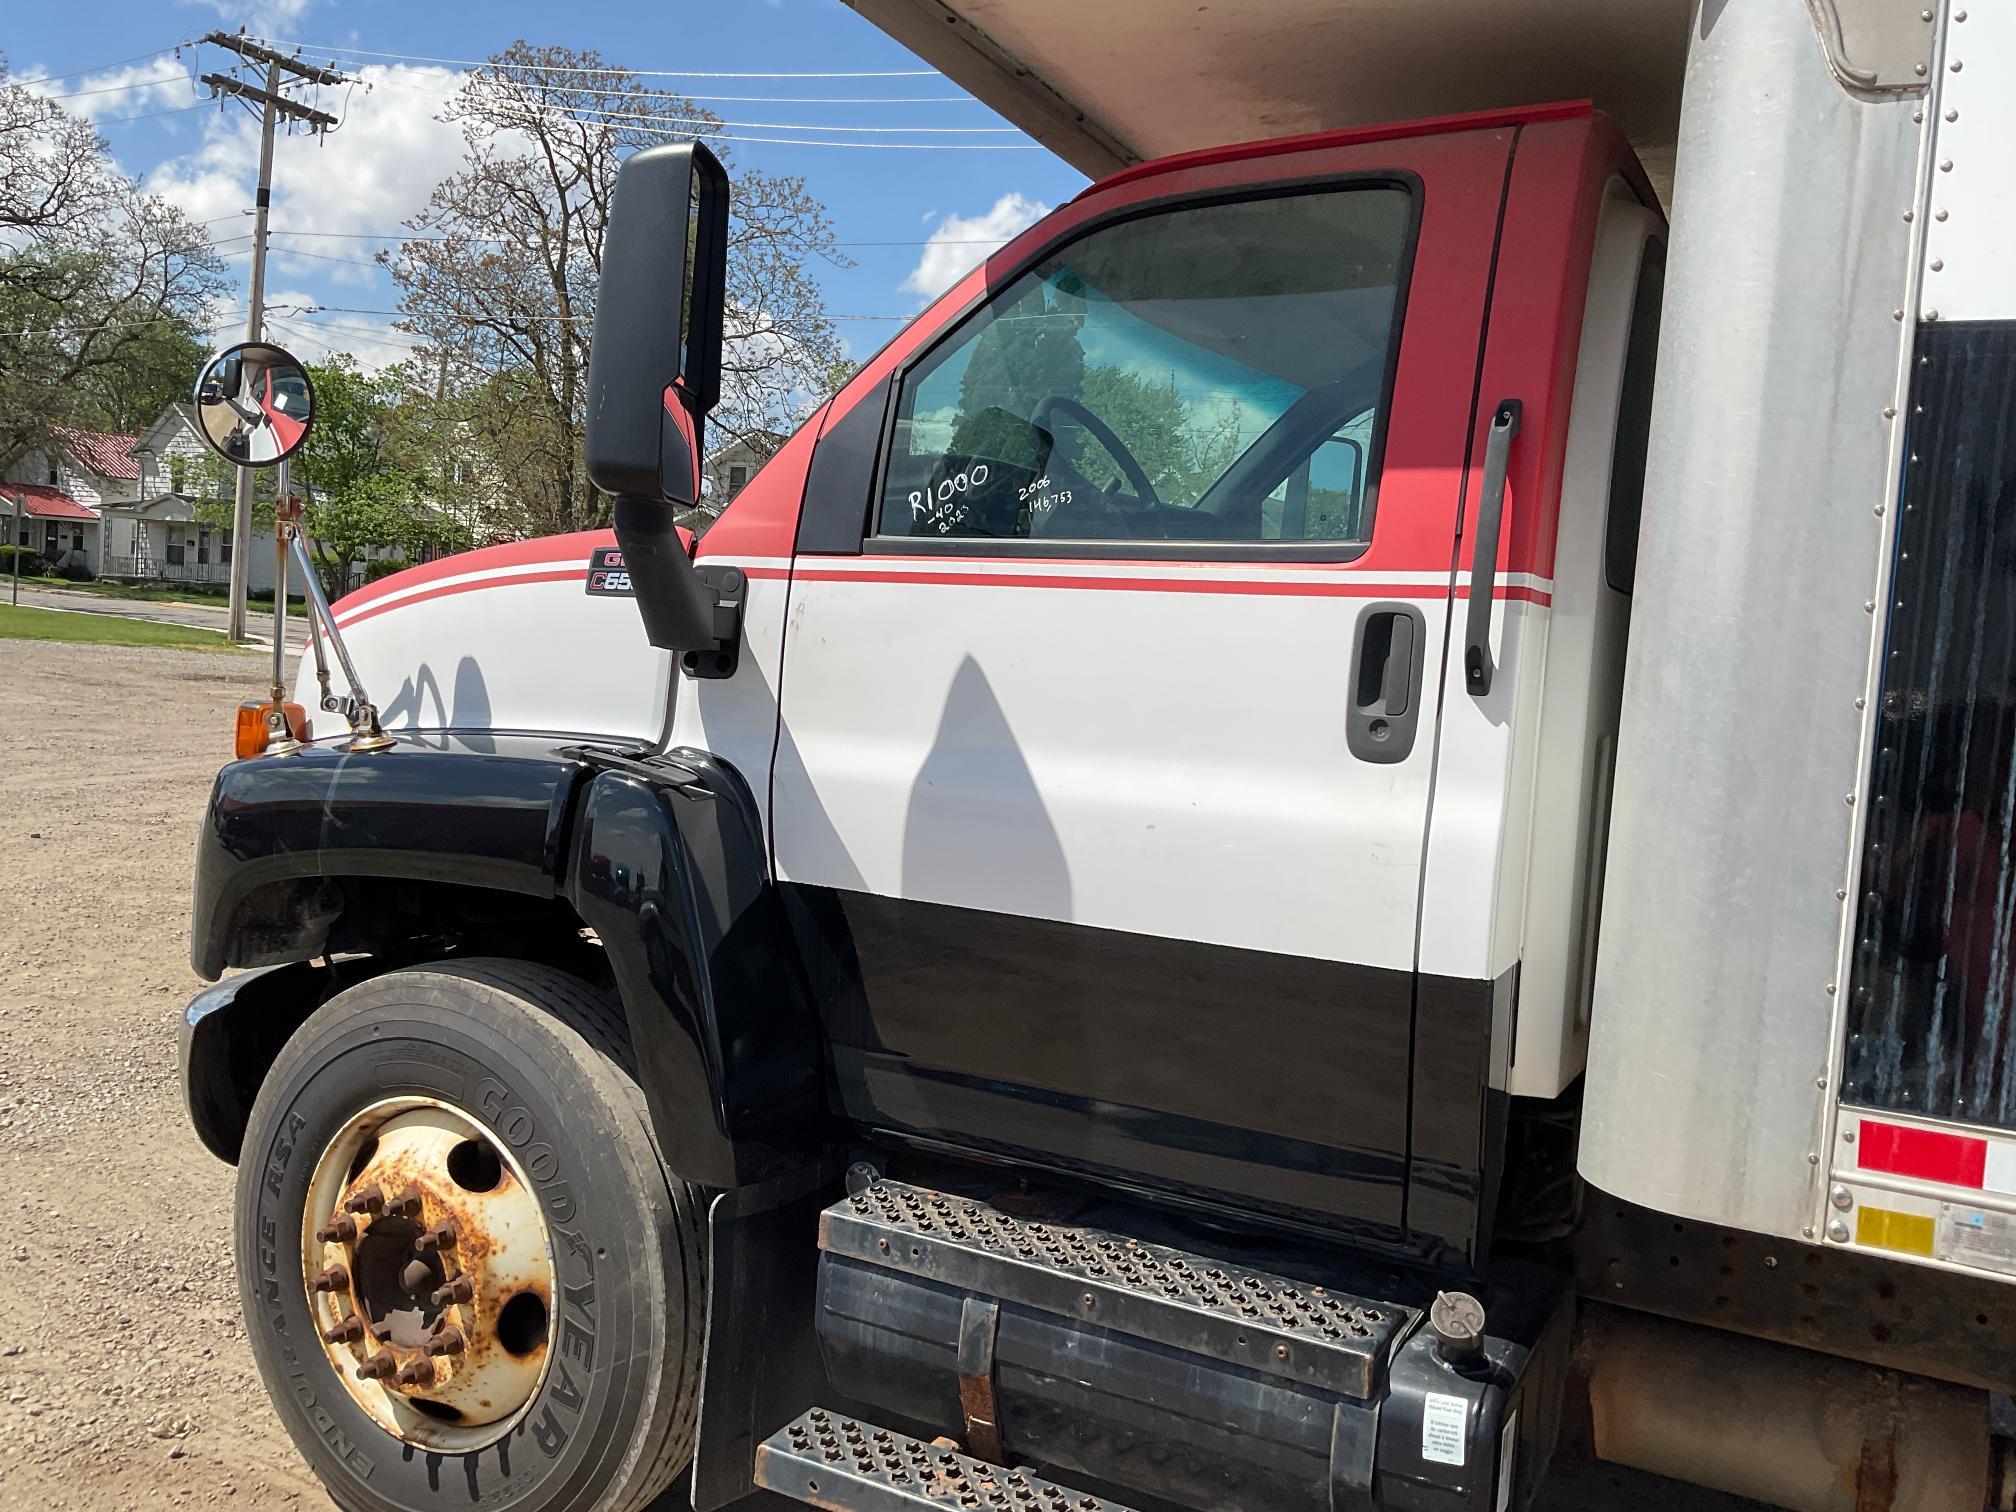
[51, 425, 140, 481]
[0, 483, 98, 521]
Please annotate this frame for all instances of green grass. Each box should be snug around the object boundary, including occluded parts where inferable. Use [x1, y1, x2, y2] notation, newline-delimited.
[9, 574, 280, 609]
[0, 603, 252, 652]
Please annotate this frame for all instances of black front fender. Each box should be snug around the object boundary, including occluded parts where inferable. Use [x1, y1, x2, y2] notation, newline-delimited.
[186, 737, 828, 1186]
[191, 735, 593, 979]
[563, 751, 827, 1188]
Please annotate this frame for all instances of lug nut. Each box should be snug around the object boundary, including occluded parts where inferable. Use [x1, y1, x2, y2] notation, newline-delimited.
[429, 1275, 476, 1307]
[401, 1259, 436, 1294]
[309, 1265, 350, 1293]
[356, 1352, 397, 1381]
[395, 1358, 437, 1388]
[424, 1326, 466, 1358]
[414, 1221, 459, 1254]
[344, 1184, 386, 1217]
[391, 1182, 425, 1218]
[316, 1215, 358, 1244]
[322, 1314, 366, 1345]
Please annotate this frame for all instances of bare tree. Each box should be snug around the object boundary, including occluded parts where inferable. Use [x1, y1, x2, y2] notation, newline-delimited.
[0, 56, 225, 466]
[386, 43, 848, 537]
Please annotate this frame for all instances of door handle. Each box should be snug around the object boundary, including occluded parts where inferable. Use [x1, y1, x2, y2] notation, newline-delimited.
[1348, 603, 1426, 764]
[1463, 398, 1522, 697]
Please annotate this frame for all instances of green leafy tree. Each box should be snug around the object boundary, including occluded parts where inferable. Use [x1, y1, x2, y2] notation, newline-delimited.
[386, 43, 848, 537]
[0, 56, 224, 467]
[196, 355, 469, 598]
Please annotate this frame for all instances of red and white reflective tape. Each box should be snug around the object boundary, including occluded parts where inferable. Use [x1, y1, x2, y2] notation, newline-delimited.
[1850, 1111, 2016, 1195]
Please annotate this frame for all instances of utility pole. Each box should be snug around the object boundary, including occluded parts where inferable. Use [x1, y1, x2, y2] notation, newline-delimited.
[199, 33, 348, 641]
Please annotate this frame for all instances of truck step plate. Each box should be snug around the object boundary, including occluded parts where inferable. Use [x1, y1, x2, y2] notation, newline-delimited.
[754, 1409, 1136, 1511]
[821, 1180, 1413, 1399]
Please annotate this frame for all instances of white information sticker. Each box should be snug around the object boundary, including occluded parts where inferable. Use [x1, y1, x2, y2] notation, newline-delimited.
[1496, 1409, 1520, 1512]
[1422, 1392, 1468, 1467]
[1940, 1204, 2016, 1276]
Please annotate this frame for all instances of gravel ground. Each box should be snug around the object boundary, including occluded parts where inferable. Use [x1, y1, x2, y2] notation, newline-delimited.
[0, 637, 1765, 1512]
[0, 640, 330, 1510]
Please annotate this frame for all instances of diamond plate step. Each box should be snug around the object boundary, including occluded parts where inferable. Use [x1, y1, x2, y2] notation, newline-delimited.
[754, 1409, 1135, 1511]
[820, 1180, 1414, 1399]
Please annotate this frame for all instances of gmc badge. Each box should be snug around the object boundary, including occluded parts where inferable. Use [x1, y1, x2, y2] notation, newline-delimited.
[585, 546, 634, 596]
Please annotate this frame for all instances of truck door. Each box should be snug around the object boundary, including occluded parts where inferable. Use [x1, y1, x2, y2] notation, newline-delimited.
[771, 127, 1515, 1246]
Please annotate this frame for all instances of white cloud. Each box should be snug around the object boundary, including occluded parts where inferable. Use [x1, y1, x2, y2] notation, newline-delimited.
[23, 58, 196, 121]
[902, 192, 1049, 304]
[144, 65, 470, 243]
[186, 0, 318, 30]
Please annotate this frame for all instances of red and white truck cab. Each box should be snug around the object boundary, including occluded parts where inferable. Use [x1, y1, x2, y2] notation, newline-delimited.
[183, 4, 2016, 1510]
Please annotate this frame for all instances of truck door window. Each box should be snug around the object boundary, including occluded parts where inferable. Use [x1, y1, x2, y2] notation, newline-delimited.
[876, 186, 1412, 548]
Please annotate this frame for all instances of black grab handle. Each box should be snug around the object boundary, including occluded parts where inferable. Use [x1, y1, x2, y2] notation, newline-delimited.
[1463, 399, 1522, 697]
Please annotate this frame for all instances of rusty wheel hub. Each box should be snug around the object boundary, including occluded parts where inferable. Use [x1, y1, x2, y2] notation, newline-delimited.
[303, 1098, 556, 1450]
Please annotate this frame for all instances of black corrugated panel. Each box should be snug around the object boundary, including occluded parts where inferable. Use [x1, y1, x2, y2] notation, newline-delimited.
[1845, 321, 2016, 1128]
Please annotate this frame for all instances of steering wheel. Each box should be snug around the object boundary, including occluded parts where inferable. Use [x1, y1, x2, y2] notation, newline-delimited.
[1032, 394, 1161, 508]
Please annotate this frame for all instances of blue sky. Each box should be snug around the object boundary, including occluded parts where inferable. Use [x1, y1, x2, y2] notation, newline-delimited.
[8, 0, 1090, 370]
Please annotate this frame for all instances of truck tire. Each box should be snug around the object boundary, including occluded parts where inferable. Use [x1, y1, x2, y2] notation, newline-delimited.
[233, 958, 706, 1512]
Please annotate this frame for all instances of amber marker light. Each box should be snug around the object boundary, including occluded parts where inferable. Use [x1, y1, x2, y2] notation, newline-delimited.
[236, 699, 308, 759]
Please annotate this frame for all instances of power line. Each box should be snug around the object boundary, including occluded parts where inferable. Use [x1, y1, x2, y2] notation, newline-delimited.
[11, 41, 193, 87]
[357, 74, 1024, 137]
[266, 41, 942, 78]
[360, 74, 976, 106]
[93, 102, 216, 126]
[9, 307, 247, 340]
[262, 228, 1010, 248]
[35, 72, 194, 102]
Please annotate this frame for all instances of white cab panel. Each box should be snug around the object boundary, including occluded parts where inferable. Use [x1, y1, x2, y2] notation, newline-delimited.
[773, 559, 1448, 971]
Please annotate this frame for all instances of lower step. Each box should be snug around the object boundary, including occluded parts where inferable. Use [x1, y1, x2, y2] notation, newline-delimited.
[755, 1409, 1135, 1511]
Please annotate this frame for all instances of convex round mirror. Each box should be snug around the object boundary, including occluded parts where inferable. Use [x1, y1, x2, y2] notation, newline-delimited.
[193, 341, 315, 467]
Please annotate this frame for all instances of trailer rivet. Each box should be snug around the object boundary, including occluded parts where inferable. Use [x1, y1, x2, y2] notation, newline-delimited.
[1844, 1130, 1856, 1144]
[1893, 309, 1905, 321]
[1836, 888, 1848, 901]
[1826, 1218, 1851, 1243]
[1925, 309, 1940, 321]
[1831, 1186, 1854, 1211]
[1808, 1153, 1820, 1165]
[1922, 6, 1933, 18]
[1956, 8, 1967, 18]
[1945, 110, 1959, 122]
[1914, 108, 1926, 120]
[1875, 503, 1886, 516]
[1951, 59, 1963, 71]
[1826, 983, 1837, 995]
[1931, 259, 1945, 273]
[1914, 66, 1928, 79]
[1817, 1076, 1830, 1089]
[1863, 601, 1875, 614]
[1939, 160, 1953, 172]
[1803, 1225, 1815, 1237]
[1883, 404, 1897, 417]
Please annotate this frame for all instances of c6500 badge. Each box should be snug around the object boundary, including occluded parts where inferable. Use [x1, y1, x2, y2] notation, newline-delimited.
[585, 546, 634, 596]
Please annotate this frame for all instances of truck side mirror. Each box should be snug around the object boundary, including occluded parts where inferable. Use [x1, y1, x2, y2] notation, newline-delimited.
[585, 141, 742, 670]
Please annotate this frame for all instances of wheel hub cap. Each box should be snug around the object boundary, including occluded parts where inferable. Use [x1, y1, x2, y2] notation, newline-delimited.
[303, 1099, 557, 1450]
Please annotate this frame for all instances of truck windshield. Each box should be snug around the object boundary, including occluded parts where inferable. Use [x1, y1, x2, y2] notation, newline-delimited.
[878, 184, 1412, 545]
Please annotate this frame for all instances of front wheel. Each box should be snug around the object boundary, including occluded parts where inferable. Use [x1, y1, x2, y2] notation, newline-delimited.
[235, 959, 706, 1512]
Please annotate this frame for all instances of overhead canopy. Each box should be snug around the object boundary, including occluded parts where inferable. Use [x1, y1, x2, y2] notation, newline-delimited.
[845, 0, 1692, 199]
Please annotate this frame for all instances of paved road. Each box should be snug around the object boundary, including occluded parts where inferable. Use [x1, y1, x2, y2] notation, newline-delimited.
[5, 582, 309, 647]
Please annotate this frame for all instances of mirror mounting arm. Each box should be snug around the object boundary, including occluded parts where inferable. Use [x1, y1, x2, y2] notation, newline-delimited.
[610, 497, 744, 679]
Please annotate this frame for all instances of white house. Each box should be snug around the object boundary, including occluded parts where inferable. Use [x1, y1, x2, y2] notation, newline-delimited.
[103, 403, 279, 593]
[0, 424, 143, 575]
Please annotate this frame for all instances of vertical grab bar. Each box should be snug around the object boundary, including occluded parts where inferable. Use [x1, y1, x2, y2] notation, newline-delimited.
[1463, 399, 1522, 697]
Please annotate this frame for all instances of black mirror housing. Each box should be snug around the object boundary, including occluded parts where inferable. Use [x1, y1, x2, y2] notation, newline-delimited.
[586, 141, 739, 665]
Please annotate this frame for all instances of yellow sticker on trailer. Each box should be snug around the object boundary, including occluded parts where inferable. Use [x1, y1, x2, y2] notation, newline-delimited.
[1855, 1206, 1935, 1257]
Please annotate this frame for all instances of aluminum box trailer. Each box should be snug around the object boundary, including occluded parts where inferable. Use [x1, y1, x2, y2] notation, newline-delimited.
[181, 2, 2016, 1508]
